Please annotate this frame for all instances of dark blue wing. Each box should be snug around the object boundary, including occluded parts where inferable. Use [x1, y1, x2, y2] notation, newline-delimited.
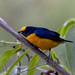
[34, 28, 60, 41]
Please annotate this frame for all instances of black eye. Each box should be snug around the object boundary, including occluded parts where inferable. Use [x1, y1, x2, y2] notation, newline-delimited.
[18, 31, 22, 34]
[18, 31, 21, 33]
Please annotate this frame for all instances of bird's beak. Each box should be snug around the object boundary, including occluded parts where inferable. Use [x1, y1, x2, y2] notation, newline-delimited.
[18, 31, 22, 34]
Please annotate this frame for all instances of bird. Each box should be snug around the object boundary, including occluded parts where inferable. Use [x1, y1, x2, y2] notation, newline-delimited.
[18, 26, 73, 60]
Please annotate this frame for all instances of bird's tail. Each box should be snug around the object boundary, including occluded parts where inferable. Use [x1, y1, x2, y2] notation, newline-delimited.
[64, 40, 73, 43]
[60, 38, 73, 43]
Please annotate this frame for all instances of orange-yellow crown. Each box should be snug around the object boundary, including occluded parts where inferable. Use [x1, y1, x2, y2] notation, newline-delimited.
[20, 26, 26, 31]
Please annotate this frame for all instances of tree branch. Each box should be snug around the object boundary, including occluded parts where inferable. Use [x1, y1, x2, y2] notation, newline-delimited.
[0, 17, 70, 75]
[0, 40, 21, 45]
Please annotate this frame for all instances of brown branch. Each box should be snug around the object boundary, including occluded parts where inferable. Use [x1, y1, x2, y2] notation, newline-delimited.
[0, 17, 70, 75]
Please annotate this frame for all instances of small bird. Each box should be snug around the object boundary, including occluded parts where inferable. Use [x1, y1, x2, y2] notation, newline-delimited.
[18, 26, 73, 60]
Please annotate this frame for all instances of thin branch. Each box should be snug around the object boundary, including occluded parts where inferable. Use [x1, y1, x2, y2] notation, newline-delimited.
[14, 63, 47, 75]
[17, 52, 21, 75]
[15, 63, 57, 75]
[0, 40, 21, 45]
[26, 53, 31, 62]
[0, 17, 70, 75]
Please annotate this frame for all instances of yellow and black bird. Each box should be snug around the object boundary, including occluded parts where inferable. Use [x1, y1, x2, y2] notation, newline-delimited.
[18, 26, 73, 59]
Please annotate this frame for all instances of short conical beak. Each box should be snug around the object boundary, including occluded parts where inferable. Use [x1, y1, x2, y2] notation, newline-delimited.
[18, 31, 22, 34]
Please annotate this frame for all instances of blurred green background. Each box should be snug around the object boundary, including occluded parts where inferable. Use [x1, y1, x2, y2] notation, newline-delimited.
[0, 0, 75, 41]
[0, 0, 75, 74]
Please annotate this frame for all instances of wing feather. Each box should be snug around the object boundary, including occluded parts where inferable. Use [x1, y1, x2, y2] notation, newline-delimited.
[34, 28, 60, 41]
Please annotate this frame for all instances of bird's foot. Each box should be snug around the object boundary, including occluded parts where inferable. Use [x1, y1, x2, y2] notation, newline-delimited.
[45, 56, 53, 62]
[32, 45, 38, 49]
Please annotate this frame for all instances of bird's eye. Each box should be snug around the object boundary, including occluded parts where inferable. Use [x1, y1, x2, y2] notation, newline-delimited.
[18, 31, 22, 34]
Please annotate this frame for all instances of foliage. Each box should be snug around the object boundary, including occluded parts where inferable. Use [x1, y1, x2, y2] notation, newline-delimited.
[53, 18, 75, 75]
[0, 18, 75, 75]
[0, 45, 21, 69]
[6, 49, 29, 75]
[0, 72, 6, 75]
[27, 54, 39, 75]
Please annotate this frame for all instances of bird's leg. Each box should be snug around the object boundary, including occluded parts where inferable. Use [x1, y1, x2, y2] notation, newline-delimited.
[34, 46, 38, 49]
[49, 48, 52, 60]
[32, 44, 38, 49]
[46, 48, 52, 62]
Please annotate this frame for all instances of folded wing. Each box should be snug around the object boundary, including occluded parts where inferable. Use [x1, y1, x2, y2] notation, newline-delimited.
[34, 28, 61, 41]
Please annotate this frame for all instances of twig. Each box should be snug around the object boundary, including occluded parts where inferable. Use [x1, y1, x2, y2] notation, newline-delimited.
[15, 64, 57, 75]
[0, 17, 70, 75]
[17, 52, 21, 75]
[0, 40, 21, 45]
[14, 63, 46, 75]
[26, 53, 31, 62]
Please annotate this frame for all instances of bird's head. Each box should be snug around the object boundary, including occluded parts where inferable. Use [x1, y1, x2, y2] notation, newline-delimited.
[18, 26, 36, 37]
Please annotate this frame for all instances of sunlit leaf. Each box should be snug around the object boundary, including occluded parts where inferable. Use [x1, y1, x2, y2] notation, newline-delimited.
[0, 45, 21, 68]
[40, 64, 53, 70]
[57, 26, 63, 34]
[6, 49, 29, 75]
[53, 19, 75, 75]
[65, 25, 75, 75]
[60, 18, 75, 37]
[51, 50, 56, 60]
[53, 44, 72, 73]
[27, 54, 39, 75]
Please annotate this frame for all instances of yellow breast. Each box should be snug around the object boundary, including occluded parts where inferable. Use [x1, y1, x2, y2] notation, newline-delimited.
[26, 33, 63, 50]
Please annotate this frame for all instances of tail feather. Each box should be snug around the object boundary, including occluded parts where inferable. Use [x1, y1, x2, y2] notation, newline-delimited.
[60, 38, 73, 43]
[64, 40, 73, 43]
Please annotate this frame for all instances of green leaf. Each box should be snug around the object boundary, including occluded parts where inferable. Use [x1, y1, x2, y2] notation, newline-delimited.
[53, 44, 71, 73]
[27, 54, 39, 75]
[6, 49, 29, 75]
[65, 25, 75, 75]
[57, 26, 63, 34]
[53, 19, 75, 75]
[51, 50, 56, 60]
[60, 18, 75, 37]
[40, 64, 53, 70]
[0, 72, 6, 75]
[0, 45, 21, 68]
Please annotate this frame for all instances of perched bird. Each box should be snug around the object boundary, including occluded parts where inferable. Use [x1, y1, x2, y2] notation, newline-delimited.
[18, 26, 73, 59]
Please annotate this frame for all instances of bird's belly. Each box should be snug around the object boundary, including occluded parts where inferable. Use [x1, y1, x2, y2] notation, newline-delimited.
[26, 33, 62, 50]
